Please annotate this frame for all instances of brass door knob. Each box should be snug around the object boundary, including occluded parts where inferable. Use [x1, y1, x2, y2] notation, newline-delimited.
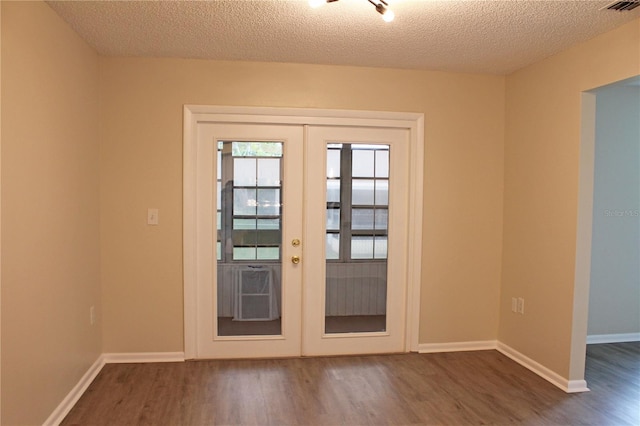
[291, 255, 301, 265]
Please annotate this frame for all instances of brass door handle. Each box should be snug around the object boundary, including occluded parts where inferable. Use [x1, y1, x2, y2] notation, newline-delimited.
[291, 255, 301, 265]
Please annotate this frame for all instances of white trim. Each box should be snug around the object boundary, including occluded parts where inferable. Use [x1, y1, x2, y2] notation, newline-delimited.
[185, 105, 423, 127]
[0, 4, 3, 420]
[419, 340, 591, 394]
[406, 116, 424, 352]
[418, 340, 497, 353]
[42, 355, 106, 426]
[103, 352, 185, 364]
[183, 105, 424, 358]
[566, 380, 590, 393]
[183, 106, 198, 360]
[496, 342, 590, 393]
[44, 352, 186, 425]
[587, 333, 640, 344]
[569, 92, 597, 384]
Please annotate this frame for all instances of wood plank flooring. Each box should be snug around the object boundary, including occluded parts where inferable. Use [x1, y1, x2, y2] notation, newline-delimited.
[61, 342, 639, 425]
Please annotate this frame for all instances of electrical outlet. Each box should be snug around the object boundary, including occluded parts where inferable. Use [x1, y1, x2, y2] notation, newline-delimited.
[517, 297, 525, 315]
[511, 297, 518, 313]
[90, 306, 96, 326]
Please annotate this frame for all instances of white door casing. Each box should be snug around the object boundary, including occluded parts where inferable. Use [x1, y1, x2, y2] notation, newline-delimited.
[183, 106, 424, 359]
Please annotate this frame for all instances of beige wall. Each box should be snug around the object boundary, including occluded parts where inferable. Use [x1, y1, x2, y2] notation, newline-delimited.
[1, 2, 101, 425]
[501, 19, 640, 379]
[99, 58, 505, 352]
[11, 2, 636, 423]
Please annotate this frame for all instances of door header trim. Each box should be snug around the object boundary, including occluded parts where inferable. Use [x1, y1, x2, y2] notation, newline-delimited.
[185, 105, 423, 128]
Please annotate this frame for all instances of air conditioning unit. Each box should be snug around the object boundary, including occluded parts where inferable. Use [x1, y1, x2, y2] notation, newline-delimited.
[234, 266, 276, 321]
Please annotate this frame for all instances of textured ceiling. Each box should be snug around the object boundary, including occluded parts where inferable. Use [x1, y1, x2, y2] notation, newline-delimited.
[47, 0, 640, 75]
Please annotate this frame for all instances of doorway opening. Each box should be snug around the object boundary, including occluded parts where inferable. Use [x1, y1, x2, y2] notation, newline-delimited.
[573, 75, 640, 385]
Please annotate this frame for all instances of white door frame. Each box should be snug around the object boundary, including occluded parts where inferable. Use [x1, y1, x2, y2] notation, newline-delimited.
[183, 105, 424, 359]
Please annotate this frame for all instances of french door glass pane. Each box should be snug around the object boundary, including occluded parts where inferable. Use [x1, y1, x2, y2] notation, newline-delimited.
[375, 180, 389, 205]
[233, 188, 257, 215]
[352, 150, 375, 177]
[374, 209, 388, 230]
[326, 208, 341, 230]
[234, 218, 256, 229]
[351, 236, 374, 259]
[327, 148, 341, 178]
[258, 219, 280, 229]
[352, 180, 375, 205]
[234, 158, 257, 186]
[325, 143, 389, 334]
[327, 180, 341, 203]
[257, 189, 280, 215]
[326, 233, 340, 260]
[375, 151, 389, 177]
[374, 237, 388, 259]
[352, 208, 375, 230]
[217, 141, 283, 337]
[257, 159, 281, 186]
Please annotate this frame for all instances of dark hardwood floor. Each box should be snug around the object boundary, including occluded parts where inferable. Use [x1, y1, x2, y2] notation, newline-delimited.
[62, 342, 639, 425]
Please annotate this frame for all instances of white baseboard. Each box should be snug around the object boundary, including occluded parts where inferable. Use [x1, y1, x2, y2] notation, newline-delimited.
[496, 342, 589, 394]
[45, 352, 185, 425]
[565, 379, 590, 393]
[43, 355, 106, 426]
[418, 340, 497, 353]
[586, 333, 640, 344]
[103, 352, 185, 364]
[418, 340, 589, 394]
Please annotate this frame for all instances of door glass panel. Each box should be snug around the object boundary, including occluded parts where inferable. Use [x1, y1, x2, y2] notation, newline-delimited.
[351, 236, 374, 259]
[257, 219, 280, 229]
[352, 208, 375, 230]
[327, 148, 341, 178]
[327, 180, 341, 203]
[352, 149, 375, 177]
[234, 218, 256, 229]
[374, 236, 388, 259]
[352, 180, 375, 205]
[326, 233, 340, 260]
[257, 159, 280, 186]
[325, 144, 389, 334]
[233, 188, 257, 215]
[257, 188, 280, 215]
[375, 180, 389, 205]
[217, 141, 283, 336]
[326, 208, 341, 230]
[233, 158, 257, 186]
[375, 150, 389, 178]
[374, 209, 388, 230]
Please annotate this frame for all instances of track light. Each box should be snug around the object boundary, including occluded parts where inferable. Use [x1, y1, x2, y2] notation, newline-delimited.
[309, 0, 395, 22]
[368, 0, 395, 22]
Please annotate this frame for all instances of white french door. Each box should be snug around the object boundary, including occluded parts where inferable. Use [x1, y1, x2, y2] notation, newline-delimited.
[184, 107, 421, 359]
[303, 126, 409, 356]
[194, 123, 304, 359]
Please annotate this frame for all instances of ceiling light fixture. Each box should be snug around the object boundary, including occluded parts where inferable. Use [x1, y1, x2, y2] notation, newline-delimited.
[309, 0, 395, 22]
